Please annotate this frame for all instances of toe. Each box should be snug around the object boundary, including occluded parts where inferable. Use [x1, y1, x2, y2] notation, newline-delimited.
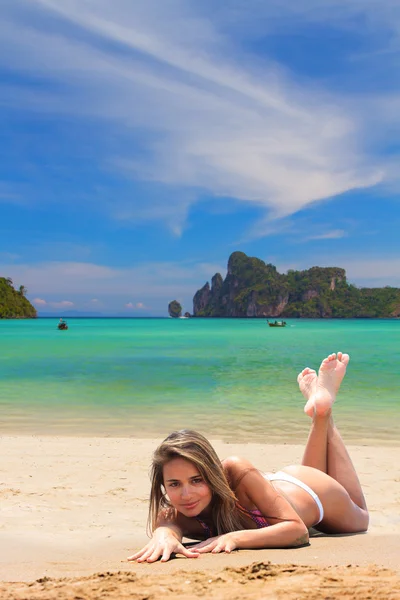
[341, 353, 350, 366]
[303, 367, 315, 375]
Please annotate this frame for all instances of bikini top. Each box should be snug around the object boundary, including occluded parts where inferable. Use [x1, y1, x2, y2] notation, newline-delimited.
[196, 502, 270, 537]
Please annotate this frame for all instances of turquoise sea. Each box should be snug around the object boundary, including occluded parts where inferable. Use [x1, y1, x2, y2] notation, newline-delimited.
[0, 318, 399, 444]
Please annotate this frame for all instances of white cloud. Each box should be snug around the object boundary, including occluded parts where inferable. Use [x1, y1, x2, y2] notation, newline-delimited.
[32, 298, 75, 308]
[306, 229, 346, 241]
[0, 0, 390, 231]
[50, 300, 74, 308]
[125, 301, 148, 310]
[0, 259, 226, 299]
[242, 219, 348, 244]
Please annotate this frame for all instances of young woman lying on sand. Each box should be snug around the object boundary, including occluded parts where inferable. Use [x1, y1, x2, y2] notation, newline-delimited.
[128, 352, 369, 563]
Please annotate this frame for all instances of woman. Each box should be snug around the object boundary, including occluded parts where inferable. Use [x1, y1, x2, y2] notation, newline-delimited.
[128, 352, 369, 563]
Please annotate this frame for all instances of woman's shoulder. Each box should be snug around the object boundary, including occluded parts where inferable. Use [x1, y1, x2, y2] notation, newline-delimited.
[222, 455, 258, 471]
[222, 455, 260, 487]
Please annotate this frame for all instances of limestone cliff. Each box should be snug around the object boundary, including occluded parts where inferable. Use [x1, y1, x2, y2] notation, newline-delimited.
[192, 252, 400, 318]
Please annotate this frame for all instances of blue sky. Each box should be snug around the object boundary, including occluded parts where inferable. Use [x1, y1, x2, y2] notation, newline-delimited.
[1, 0, 400, 316]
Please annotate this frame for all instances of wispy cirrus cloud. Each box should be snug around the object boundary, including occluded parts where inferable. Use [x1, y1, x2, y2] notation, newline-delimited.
[305, 229, 346, 241]
[0, 0, 392, 236]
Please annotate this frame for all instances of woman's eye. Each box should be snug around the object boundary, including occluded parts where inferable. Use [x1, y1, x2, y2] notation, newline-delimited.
[168, 482, 179, 488]
[192, 478, 203, 484]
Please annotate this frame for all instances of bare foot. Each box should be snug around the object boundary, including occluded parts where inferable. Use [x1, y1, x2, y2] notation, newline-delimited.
[334, 351, 350, 392]
[301, 352, 350, 417]
[297, 367, 317, 401]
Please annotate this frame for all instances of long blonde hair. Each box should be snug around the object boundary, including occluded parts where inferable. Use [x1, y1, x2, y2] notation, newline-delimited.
[148, 430, 243, 535]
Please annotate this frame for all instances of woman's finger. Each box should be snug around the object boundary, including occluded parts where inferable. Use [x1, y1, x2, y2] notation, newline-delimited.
[179, 545, 200, 558]
[191, 542, 205, 550]
[192, 536, 217, 550]
[127, 553, 141, 561]
[127, 545, 151, 561]
[146, 546, 164, 563]
[196, 541, 217, 554]
[160, 546, 173, 562]
[224, 542, 234, 553]
[137, 547, 156, 563]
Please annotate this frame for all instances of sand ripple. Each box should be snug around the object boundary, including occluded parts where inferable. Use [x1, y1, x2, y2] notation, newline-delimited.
[2, 561, 399, 600]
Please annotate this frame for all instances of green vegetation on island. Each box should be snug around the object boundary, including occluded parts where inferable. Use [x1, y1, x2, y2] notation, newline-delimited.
[193, 251, 400, 319]
[168, 300, 182, 318]
[0, 277, 37, 319]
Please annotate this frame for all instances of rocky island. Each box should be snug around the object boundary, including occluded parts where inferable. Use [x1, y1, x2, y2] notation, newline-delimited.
[168, 300, 182, 318]
[193, 251, 400, 318]
[0, 277, 37, 319]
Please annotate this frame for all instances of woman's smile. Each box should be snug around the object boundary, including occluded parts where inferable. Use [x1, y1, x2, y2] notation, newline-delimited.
[181, 500, 199, 510]
[163, 458, 212, 516]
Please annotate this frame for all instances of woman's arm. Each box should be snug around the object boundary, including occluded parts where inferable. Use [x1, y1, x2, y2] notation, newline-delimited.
[235, 464, 309, 548]
[194, 458, 309, 554]
[127, 509, 200, 563]
[225, 519, 309, 549]
[192, 520, 308, 555]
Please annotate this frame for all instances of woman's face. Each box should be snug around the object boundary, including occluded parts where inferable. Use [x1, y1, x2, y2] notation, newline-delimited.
[163, 457, 212, 517]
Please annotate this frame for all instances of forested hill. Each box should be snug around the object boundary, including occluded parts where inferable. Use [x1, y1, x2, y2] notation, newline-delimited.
[0, 277, 37, 318]
[193, 251, 400, 318]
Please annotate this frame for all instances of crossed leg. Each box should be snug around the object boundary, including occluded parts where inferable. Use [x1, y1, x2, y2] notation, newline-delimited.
[296, 353, 369, 533]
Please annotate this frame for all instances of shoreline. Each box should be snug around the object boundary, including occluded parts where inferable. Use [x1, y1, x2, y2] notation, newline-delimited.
[1, 435, 400, 587]
[1, 422, 399, 446]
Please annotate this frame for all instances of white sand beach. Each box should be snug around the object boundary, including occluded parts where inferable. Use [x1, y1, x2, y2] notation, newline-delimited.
[1, 435, 399, 598]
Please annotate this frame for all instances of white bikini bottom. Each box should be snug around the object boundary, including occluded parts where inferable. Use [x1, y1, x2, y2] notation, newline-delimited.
[266, 471, 324, 525]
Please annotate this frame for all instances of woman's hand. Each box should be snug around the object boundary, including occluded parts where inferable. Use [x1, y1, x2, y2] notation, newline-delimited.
[192, 533, 237, 554]
[127, 528, 200, 563]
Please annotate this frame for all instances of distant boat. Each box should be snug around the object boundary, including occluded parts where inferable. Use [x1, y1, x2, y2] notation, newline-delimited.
[57, 320, 68, 330]
[179, 316, 189, 319]
[267, 319, 286, 327]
